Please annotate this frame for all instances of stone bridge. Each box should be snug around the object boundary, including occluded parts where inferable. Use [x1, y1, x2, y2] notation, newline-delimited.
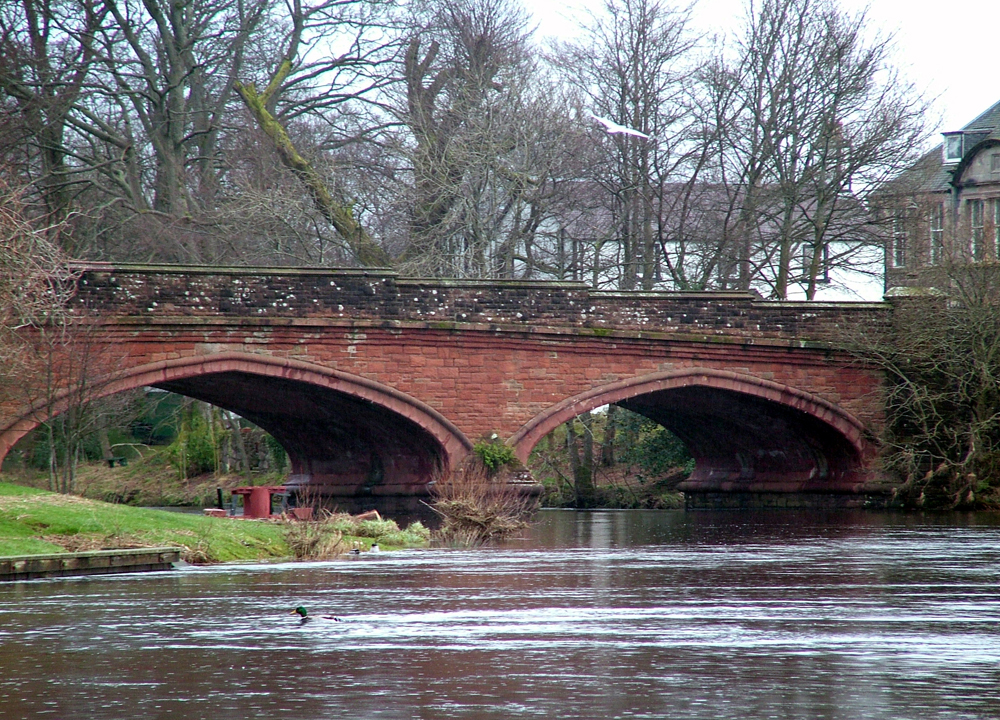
[0, 264, 893, 508]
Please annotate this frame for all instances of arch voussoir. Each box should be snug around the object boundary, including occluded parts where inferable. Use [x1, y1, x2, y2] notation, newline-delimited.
[508, 367, 868, 465]
[0, 352, 473, 470]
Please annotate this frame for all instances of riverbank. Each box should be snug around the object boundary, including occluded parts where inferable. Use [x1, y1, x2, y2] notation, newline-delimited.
[0, 482, 429, 563]
[2, 452, 281, 507]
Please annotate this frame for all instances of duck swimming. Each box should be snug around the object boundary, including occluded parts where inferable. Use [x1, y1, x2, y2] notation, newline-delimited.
[290, 606, 341, 622]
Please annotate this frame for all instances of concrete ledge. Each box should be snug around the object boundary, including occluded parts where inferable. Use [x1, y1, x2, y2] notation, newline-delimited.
[0, 547, 182, 581]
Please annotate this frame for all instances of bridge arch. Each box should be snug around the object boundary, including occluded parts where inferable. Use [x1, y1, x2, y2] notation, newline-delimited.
[0, 352, 472, 499]
[509, 369, 869, 493]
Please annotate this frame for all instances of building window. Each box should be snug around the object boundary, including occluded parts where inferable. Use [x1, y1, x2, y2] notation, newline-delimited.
[970, 199, 985, 260]
[802, 243, 830, 283]
[930, 203, 944, 265]
[992, 154, 1000, 174]
[892, 213, 907, 267]
[994, 199, 1000, 255]
[944, 132, 964, 163]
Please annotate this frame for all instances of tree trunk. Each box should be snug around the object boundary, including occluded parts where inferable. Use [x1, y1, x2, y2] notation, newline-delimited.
[47, 423, 57, 492]
[98, 416, 113, 463]
[570, 413, 596, 508]
[602, 405, 618, 467]
[235, 72, 391, 268]
[224, 411, 250, 475]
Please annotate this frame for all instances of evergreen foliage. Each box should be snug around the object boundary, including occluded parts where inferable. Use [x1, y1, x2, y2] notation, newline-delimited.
[615, 412, 694, 483]
[166, 405, 217, 478]
[473, 438, 517, 472]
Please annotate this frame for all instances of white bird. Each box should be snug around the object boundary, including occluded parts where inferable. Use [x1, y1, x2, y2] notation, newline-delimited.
[588, 113, 651, 140]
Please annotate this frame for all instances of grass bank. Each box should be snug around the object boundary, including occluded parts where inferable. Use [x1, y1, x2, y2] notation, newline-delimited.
[0, 482, 429, 563]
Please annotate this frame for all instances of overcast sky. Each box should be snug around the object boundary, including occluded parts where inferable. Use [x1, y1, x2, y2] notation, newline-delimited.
[532, 0, 1000, 144]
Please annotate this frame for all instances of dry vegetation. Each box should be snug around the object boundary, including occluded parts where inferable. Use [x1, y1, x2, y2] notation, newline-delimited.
[428, 454, 539, 546]
[849, 277, 1000, 509]
[282, 515, 347, 560]
[281, 510, 432, 559]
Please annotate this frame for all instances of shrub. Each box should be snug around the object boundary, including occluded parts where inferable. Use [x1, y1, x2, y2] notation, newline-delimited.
[428, 455, 537, 546]
[473, 438, 516, 472]
[312, 512, 431, 548]
[165, 409, 216, 478]
[617, 415, 692, 482]
[283, 517, 345, 560]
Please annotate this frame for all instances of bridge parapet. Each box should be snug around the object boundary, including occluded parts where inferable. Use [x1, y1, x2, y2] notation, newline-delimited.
[70, 263, 889, 345]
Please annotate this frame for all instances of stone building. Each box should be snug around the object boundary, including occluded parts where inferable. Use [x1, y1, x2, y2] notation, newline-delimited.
[880, 99, 1000, 291]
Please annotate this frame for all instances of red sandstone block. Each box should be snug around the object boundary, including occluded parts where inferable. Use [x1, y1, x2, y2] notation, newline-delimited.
[8, 311, 884, 483]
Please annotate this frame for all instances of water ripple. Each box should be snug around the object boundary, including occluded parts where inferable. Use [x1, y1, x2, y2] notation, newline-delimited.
[1, 510, 999, 719]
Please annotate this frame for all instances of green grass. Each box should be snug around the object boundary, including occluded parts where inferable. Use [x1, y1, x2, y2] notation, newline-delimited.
[0, 482, 430, 563]
[0, 482, 289, 562]
[329, 516, 430, 547]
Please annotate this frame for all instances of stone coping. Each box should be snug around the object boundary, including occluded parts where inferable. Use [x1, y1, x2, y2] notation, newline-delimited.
[68, 262, 890, 303]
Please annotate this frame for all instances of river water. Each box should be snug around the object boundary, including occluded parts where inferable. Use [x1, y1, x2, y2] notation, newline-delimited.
[1, 509, 999, 720]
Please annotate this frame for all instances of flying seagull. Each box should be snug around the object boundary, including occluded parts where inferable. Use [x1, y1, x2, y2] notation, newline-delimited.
[588, 113, 651, 140]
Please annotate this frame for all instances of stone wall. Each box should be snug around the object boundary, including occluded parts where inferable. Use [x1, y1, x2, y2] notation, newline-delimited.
[71, 263, 890, 346]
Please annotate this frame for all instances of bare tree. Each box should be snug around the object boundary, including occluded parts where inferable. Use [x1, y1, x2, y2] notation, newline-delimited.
[17, 318, 125, 492]
[1, 0, 403, 265]
[0, 0, 105, 250]
[399, 0, 579, 277]
[1, 0, 267, 259]
[0, 175, 134, 492]
[552, 0, 698, 290]
[0, 176, 75, 373]
[704, 0, 928, 298]
[850, 268, 1000, 508]
[234, 0, 397, 267]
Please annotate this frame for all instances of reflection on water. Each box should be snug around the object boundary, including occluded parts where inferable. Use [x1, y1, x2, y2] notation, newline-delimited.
[1, 510, 999, 719]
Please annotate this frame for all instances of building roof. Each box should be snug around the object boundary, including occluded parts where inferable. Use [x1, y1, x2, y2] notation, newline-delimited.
[881, 99, 1000, 197]
[887, 145, 949, 194]
[961, 98, 1000, 134]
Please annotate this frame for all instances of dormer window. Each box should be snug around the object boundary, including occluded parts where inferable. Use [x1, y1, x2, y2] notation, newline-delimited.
[943, 132, 964, 164]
